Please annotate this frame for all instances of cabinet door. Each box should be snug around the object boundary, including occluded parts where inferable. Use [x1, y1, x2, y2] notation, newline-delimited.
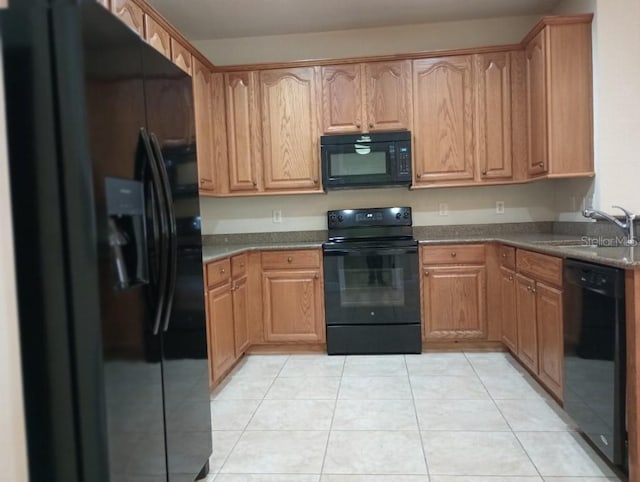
[111, 0, 144, 36]
[500, 266, 518, 352]
[193, 58, 215, 192]
[171, 38, 192, 76]
[525, 29, 548, 176]
[364, 60, 412, 132]
[516, 273, 538, 372]
[475, 52, 512, 180]
[233, 276, 250, 355]
[262, 269, 324, 342]
[207, 283, 236, 382]
[225, 72, 260, 192]
[321, 64, 363, 133]
[260, 67, 321, 191]
[413, 56, 475, 183]
[537, 282, 563, 399]
[422, 265, 487, 340]
[144, 15, 171, 60]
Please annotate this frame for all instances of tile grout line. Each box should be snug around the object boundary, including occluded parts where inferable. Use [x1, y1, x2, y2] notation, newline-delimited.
[405, 354, 431, 479]
[464, 352, 545, 479]
[318, 355, 346, 477]
[212, 354, 291, 477]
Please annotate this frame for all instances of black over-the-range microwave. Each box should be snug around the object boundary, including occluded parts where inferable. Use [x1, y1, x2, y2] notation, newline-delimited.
[320, 131, 412, 190]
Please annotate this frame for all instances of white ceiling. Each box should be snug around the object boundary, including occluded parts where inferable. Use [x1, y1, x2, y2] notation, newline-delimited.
[148, 0, 562, 41]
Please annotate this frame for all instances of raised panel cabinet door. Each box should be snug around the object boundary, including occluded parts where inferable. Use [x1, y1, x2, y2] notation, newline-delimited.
[225, 72, 261, 192]
[321, 64, 363, 133]
[364, 60, 412, 132]
[422, 265, 487, 340]
[525, 29, 549, 176]
[260, 67, 321, 192]
[193, 58, 215, 192]
[475, 52, 513, 180]
[207, 283, 236, 383]
[515, 273, 538, 373]
[210, 73, 230, 194]
[537, 282, 563, 399]
[171, 38, 193, 76]
[262, 269, 324, 343]
[232, 276, 250, 355]
[144, 15, 171, 60]
[413, 56, 475, 183]
[110, 0, 144, 36]
[500, 266, 518, 353]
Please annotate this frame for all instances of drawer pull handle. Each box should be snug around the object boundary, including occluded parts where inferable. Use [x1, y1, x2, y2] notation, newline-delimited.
[450, 252, 457, 258]
[287, 256, 293, 263]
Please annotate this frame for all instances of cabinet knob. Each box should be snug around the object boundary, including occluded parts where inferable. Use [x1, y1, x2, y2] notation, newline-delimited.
[200, 179, 205, 185]
[369, 123, 374, 128]
[313, 178, 319, 184]
[417, 173, 423, 179]
[502, 253, 507, 258]
[287, 256, 293, 263]
[252, 180, 257, 187]
[450, 252, 457, 258]
[538, 162, 544, 167]
[508, 275, 514, 281]
[314, 273, 319, 280]
[424, 271, 430, 277]
[220, 268, 226, 274]
[356, 123, 361, 128]
[481, 170, 487, 175]
[240, 263, 245, 268]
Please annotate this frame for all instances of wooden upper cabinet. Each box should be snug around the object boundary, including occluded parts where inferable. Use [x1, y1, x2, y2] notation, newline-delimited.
[171, 38, 192, 76]
[525, 29, 548, 176]
[210, 73, 230, 194]
[321, 64, 363, 134]
[144, 15, 171, 60]
[225, 71, 260, 192]
[413, 56, 475, 184]
[259, 67, 321, 192]
[422, 264, 487, 340]
[110, 0, 144, 36]
[321, 60, 411, 134]
[97, 0, 110, 9]
[475, 52, 512, 180]
[364, 60, 412, 132]
[193, 58, 215, 192]
[536, 282, 563, 400]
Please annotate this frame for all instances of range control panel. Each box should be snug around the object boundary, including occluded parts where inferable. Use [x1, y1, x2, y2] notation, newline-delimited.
[327, 207, 412, 229]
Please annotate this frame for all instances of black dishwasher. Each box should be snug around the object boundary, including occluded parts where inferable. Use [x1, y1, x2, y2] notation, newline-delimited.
[564, 259, 627, 473]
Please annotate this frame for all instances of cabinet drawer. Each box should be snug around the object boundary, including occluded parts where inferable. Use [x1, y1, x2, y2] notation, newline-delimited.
[516, 249, 562, 287]
[206, 258, 231, 288]
[231, 253, 247, 279]
[499, 245, 516, 269]
[422, 244, 485, 265]
[262, 249, 321, 270]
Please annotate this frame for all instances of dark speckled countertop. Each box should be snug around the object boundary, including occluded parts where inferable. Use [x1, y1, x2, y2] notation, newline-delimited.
[202, 232, 640, 269]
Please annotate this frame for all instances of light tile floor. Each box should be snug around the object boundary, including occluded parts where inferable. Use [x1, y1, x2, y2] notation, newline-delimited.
[204, 352, 625, 481]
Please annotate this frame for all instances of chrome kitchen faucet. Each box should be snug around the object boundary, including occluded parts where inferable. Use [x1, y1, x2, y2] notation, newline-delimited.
[583, 205, 637, 246]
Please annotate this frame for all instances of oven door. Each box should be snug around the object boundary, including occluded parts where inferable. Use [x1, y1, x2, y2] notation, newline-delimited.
[322, 141, 405, 189]
[323, 242, 419, 325]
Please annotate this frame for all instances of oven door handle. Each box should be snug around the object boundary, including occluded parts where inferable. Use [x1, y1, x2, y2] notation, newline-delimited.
[323, 247, 418, 256]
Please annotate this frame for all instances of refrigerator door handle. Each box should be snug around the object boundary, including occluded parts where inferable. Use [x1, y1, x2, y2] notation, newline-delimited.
[139, 128, 169, 335]
[150, 133, 178, 332]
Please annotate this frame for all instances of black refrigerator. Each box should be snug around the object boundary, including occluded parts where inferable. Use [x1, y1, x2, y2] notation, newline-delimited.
[2, 1, 212, 481]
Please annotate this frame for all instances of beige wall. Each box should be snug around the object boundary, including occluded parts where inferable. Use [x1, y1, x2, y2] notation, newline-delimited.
[0, 35, 29, 482]
[194, 15, 540, 66]
[201, 182, 559, 234]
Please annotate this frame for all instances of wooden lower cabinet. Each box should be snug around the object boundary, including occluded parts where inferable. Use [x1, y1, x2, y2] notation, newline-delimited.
[536, 282, 563, 399]
[262, 269, 324, 343]
[207, 282, 236, 383]
[515, 272, 539, 373]
[422, 265, 487, 340]
[499, 266, 518, 352]
[232, 275, 250, 354]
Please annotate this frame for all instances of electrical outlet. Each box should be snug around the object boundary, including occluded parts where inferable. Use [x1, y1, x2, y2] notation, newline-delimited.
[496, 201, 505, 214]
[272, 210, 282, 223]
[439, 203, 449, 216]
